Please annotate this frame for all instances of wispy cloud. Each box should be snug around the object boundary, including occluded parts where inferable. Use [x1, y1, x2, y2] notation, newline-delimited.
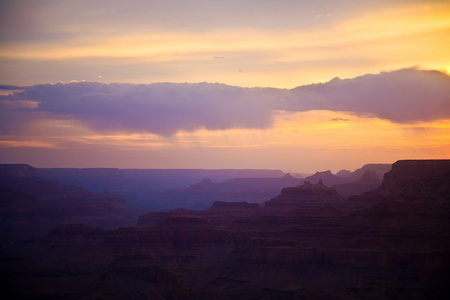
[2, 1, 448, 88]
[0, 140, 60, 149]
[330, 118, 349, 122]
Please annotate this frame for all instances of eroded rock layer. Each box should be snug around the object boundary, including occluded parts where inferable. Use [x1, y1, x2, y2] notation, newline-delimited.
[1, 160, 449, 299]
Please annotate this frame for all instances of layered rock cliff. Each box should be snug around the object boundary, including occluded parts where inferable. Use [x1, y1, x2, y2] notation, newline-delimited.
[333, 170, 382, 197]
[373, 159, 450, 205]
[348, 159, 450, 208]
[0, 164, 138, 243]
[305, 164, 391, 187]
[2, 160, 449, 299]
[0, 164, 38, 178]
[261, 180, 346, 214]
[160, 173, 303, 210]
[138, 201, 260, 227]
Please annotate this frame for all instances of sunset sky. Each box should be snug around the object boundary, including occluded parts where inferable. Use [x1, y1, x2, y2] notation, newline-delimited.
[1, 0, 449, 173]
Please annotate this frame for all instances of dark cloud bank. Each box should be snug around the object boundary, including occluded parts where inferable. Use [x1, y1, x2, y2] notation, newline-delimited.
[1, 68, 449, 135]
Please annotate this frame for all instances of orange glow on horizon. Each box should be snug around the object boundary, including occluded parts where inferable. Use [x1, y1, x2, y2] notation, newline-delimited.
[0, 140, 60, 149]
[0, 1, 449, 171]
[1, 2, 448, 88]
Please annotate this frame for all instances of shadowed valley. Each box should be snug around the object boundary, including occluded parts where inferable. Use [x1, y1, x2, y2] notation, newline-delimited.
[1, 160, 449, 299]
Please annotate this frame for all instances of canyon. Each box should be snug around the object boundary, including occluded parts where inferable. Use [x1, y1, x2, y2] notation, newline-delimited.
[1, 160, 449, 299]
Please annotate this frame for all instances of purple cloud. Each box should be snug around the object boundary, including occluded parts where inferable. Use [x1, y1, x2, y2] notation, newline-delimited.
[284, 68, 450, 123]
[2, 82, 274, 135]
[1, 68, 449, 136]
[330, 118, 349, 122]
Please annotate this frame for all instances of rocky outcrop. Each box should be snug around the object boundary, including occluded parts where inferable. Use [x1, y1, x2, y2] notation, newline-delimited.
[352, 163, 392, 180]
[37, 168, 286, 210]
[110, 160, 450, 298]
[160, 174, 303, 210]
[0, 165, 138, 243]
[304, 170, 344, 186]
[306, 164, 391, 187]
[138, 201, 260, 227]
[187, 177, 216, 191]
[333, 170, 382, 197]
[0, 164, 38, 178]
[348, 159, 450, 208]
[261, 181, 346, 214]
[335, 169, 352, 177]
[2, 160, 450, 299]
[375, 159, 450, 204]
[201, 201, 260, 226]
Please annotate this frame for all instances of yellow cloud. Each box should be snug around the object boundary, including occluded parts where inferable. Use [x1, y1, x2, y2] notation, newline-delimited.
[0, 140, 60, 149]
[1, 1, 448, 88]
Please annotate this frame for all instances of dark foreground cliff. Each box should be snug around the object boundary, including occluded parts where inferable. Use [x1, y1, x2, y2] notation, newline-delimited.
[0, 164, 138, 243]
[1, 160, 449, 299]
